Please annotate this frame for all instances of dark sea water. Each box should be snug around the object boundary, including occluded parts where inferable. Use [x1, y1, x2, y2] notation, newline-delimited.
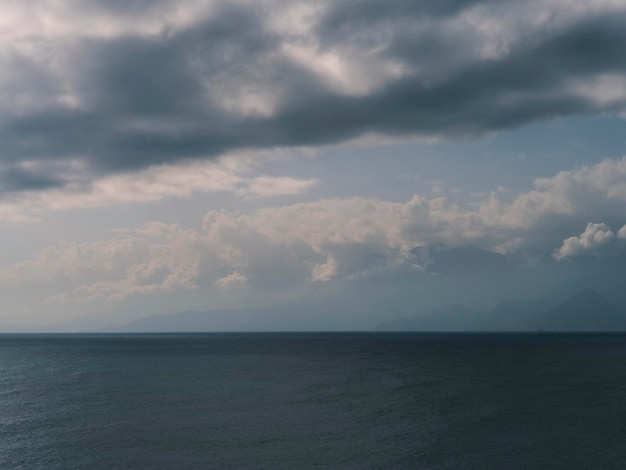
[2, 333, 626, 469]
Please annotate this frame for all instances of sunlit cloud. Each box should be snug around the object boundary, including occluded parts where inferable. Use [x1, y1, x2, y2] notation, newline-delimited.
[3, 157, 626, 305]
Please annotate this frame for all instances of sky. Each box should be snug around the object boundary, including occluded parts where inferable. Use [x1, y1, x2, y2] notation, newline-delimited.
[2, 0, 626, 330]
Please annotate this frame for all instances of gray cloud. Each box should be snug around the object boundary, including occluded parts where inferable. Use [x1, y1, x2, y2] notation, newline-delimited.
[3, 154, 626, 326]
[2, 1, 626, 191]
[3, 156, 626, 303]
[0, 166, 65, 192]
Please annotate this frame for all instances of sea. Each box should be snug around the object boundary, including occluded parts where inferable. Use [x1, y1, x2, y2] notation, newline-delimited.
[1, 333, 626, 469]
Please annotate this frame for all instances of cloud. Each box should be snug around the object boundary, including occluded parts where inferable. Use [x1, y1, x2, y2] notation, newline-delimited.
[6, 222, 208, 303]
[1, 1, 626, 192]
[553, 219, 626, 260]
[3, 156, 626, 303]
[468, 156, 626, 252]
[553, 222, 616, 260]
[0, 153, 317, 221]
[0, 196, 429, 302]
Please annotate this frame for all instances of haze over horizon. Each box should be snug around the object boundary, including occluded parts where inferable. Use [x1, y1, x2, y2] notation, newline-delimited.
[2, 0, 626, 331]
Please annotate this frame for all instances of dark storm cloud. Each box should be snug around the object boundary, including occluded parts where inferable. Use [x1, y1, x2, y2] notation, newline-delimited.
[0, 166, 66, 192]
[315, 0, 504, 42]
[3, 0, 626, 189]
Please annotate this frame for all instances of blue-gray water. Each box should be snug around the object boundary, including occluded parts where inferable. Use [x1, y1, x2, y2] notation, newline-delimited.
[2, 333, 626, 469]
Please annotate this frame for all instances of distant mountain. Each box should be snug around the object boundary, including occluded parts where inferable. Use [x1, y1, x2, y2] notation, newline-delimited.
[115, 309, 250, 332]
[114, 287, 626, 333]
[375, 304, 484, 331]
[482, 294, 564, 331]
[530, 288, 626, 331]
[114, 301, 376, 332]
[375, 288, 626, 332]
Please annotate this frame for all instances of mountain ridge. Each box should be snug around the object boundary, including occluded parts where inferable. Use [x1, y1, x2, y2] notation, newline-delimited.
[531, 288, 626, 331]
[109, 288, 626, 333]
[375, 288, 626, 332]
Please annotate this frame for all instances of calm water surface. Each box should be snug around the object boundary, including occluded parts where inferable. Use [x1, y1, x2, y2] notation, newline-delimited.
[1, 333, 626, 469]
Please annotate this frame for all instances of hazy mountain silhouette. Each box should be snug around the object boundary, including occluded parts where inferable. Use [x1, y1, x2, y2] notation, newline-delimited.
[530, 288, 626, 331]
[114, 299, 377, 332]
[375, 288, 626, 332]
[115, 310, 246, 332]
[375, 304, 484, 331]
[481, 284, 580, 331]
[114, 286, 626, 333]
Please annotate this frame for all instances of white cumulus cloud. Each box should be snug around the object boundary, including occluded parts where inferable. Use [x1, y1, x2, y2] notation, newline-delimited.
[553, 222, 616, 260]
[2, 156, 626, 304]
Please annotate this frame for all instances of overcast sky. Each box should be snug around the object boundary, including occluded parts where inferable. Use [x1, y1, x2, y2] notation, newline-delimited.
[2, 0, 626, 330]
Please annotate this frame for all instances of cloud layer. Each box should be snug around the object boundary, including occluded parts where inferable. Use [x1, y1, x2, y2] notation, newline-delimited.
[0, 153, 317, 222]
[3, 157, 626, 304]
[2, 0, 626, 192]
